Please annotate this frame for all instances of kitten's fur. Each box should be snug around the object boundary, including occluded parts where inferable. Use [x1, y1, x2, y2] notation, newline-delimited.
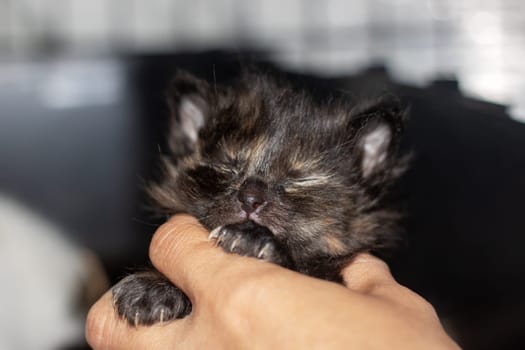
[113, 69, 407, 326]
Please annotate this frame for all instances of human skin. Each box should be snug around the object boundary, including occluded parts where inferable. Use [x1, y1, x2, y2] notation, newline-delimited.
[86, 215, 461, 350]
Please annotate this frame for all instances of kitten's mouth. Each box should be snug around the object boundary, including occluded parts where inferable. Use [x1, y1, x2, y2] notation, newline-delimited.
[208, 219, 274, 241]
[208, 211, 274, 239]
[235, 204, 263, 225]
[243, 210, 258, 222]
[243, 211, 271, 233]
[248, 218, 272, 233]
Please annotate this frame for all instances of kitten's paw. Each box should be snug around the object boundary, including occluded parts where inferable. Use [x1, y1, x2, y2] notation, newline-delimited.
[209, 222, 294, 268]
[112, 271, 191, 326]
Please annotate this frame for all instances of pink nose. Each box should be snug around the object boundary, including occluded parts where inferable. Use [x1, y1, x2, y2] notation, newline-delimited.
[238, 178, 268, 213]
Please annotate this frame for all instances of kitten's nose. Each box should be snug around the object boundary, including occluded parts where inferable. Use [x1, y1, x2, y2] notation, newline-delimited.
[238, 178, 268, 213]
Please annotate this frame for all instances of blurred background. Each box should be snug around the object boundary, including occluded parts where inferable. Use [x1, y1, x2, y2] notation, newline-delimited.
[1, 1, 524, 349]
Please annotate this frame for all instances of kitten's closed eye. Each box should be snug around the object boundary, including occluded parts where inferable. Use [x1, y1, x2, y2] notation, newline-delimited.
[284, 175, 334, 188]
[186, 165, 232, 197]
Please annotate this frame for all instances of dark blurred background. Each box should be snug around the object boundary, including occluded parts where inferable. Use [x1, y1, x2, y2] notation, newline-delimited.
[1, 1, 524, 349]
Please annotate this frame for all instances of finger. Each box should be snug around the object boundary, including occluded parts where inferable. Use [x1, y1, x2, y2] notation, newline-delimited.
[341, 253, 396, 293]
[342, 254, 439, 319]
[86, 291, 187, 350]
[149, 214, 267, 301]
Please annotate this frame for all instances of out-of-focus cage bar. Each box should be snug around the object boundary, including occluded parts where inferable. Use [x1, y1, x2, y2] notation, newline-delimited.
[0, 0, 524, 121]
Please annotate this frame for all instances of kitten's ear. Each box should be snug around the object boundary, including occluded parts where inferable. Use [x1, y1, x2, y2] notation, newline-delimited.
[166, 71, 212, 154]
[350, 97, 407, 180]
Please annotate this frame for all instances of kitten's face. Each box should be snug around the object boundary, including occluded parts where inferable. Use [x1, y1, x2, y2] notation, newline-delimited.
[150, 71, 405, 260]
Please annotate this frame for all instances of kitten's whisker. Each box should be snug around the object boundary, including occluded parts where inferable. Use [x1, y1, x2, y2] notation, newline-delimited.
[131, 217, 160, 228]
[212, 64, 217, 96]
[197, 213, 217, 223]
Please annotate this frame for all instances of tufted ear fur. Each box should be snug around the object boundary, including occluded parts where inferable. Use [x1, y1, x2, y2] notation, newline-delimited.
[350, 97, 407, 183]
[166, 71, 212, 158]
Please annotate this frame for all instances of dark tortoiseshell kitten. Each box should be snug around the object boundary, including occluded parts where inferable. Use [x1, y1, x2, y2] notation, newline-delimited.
[113, 69, 407, 326]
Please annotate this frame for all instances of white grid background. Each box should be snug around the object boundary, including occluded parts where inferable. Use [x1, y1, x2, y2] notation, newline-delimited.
[1, 0, 524, 121]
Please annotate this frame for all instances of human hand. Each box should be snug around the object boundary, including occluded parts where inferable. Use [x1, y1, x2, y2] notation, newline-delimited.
[86, 215, 460, 350]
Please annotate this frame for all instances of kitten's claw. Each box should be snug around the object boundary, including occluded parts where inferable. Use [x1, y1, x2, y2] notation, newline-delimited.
[208, 226, 222, 240]
[230, 236, 241, 251]
[134, 311, 140, 327]
[210, 222, 294, 268]
[257, 242, 271, 259]
[159, 309, 165, 324]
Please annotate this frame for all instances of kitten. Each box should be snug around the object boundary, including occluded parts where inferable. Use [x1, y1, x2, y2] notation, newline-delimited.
[113, 69, 407, 326]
